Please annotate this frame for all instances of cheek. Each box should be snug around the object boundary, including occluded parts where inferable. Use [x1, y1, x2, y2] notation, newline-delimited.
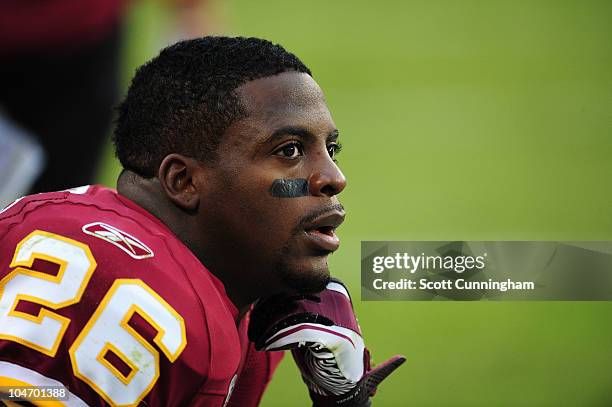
[210, 166, 309, 245]
[216, 178, 298, 238]
[250, 195, 310, 247]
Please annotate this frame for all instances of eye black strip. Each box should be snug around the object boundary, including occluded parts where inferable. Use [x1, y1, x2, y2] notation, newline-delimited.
[269, 178, 309, 198]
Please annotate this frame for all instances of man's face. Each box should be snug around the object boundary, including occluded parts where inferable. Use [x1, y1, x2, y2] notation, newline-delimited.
[198, 71, 346, 296]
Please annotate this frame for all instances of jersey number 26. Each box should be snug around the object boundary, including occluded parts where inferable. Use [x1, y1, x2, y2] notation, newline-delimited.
[0, 230, 187, 406]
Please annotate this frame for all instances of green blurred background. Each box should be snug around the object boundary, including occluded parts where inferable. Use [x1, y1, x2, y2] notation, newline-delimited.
[97, 1, 612, 405]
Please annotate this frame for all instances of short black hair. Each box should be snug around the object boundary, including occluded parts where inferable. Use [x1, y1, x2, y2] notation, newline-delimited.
[113, 36, 311, 177]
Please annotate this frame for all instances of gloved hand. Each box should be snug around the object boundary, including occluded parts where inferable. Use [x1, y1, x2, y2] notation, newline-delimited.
[248, 278, 405, 406]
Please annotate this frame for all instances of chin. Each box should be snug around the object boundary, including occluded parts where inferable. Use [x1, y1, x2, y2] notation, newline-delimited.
[278, 256, 330, 294]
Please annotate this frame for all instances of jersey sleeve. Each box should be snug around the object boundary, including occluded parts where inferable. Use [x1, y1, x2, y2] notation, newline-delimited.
[0, 193, 219, 406]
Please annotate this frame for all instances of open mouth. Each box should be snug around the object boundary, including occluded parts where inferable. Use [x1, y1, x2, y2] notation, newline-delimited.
[304, 227, 339, 252]
[314, 226, 336, 236]
[302, 211, 345, 252]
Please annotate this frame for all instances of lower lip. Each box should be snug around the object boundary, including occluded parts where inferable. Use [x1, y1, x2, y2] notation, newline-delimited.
[303, 229, 340, 252]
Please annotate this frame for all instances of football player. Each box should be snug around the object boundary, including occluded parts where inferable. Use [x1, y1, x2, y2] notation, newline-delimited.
[0, 37, 403, 406]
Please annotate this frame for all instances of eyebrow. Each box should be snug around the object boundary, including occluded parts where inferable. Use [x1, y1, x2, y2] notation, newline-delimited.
[262, 126, 339, 145]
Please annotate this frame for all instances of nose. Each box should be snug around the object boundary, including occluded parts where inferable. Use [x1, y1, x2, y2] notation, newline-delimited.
[308, 163, 347, 197]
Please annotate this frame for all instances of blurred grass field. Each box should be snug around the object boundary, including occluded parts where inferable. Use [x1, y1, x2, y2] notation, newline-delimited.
[98, 1, 612, 405]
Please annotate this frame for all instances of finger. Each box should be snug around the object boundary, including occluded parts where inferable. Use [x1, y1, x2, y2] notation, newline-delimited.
[250, 313, 335, 350]
[363, 355, 406, 397]
[262, 322, 362, 355]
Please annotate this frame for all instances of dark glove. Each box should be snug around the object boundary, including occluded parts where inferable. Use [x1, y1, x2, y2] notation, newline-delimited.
[248, 278, 405, 406]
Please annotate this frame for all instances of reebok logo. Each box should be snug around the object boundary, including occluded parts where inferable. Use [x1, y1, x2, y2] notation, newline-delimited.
[82, 222, 154, 259]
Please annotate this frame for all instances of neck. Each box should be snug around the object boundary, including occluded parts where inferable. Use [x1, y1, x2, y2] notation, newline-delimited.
[117, 171, 188, 242]
[116, 170, 256, 315]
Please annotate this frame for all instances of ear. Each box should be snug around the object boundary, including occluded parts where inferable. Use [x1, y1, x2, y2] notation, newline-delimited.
[158, 154, 202, 212]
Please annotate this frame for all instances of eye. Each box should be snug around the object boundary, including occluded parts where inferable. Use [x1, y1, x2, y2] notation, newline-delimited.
[327, 143, 343, 161]
[274, 142, 303, 159]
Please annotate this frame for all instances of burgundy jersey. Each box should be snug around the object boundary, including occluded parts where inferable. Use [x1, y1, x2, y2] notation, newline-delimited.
[0, 185, 283, 406]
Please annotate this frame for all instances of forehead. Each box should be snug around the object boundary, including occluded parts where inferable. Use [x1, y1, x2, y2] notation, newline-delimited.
[233, 71, 335, 138]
